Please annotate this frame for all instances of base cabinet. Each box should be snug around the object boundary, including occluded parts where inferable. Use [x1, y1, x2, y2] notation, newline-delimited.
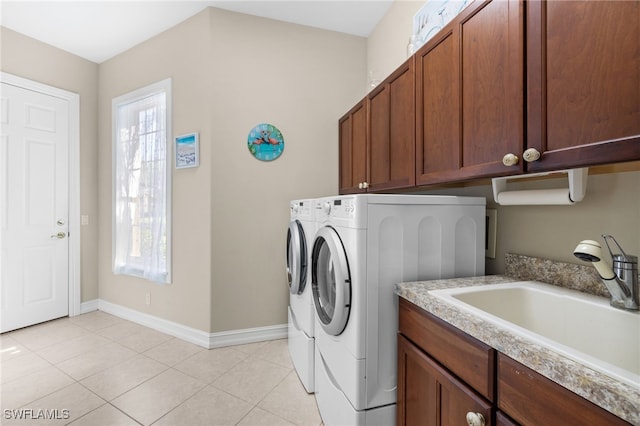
[397, 334, 493, 426]
[398, 298, 632, 426]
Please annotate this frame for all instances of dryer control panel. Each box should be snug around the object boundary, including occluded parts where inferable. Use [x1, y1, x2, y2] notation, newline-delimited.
[317, 196, 364, 228]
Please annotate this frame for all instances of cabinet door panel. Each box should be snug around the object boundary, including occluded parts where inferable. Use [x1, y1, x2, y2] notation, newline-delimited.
[460, 0, 524, 176]
[416, 30, 461, 185]
[527, 0, 640, 171]
[339, 116, 353, 191]
[369, 86, 390, 186]
[415, 0, 524, 185]
[369, 59, 415, 191]
[339, 101, 367, 194]
[398, 334, 438, 426]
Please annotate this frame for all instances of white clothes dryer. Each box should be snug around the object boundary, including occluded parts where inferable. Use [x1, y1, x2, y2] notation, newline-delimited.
[287, 199, 317, 393]
[311, 194, 486, 425]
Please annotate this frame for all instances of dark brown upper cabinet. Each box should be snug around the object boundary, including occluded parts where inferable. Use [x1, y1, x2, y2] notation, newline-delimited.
[416, 0, 525, 186]
[340, 0, 639, 193]
[339, 99, 367, 194]
[525, 1, 640, 172]
[367, 57, 416, 192]
[339, 58, 416, 194]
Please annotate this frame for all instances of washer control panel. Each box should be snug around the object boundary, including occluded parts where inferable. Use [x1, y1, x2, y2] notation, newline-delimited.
[290, 200, 313, 220]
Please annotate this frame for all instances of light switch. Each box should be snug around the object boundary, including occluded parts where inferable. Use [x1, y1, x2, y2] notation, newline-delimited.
[81, 215, 89, 225]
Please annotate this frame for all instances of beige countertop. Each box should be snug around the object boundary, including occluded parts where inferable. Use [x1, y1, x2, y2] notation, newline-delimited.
[395, 275, 639, 425]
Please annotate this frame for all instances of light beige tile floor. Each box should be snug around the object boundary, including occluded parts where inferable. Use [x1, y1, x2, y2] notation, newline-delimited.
[0, 311, 322, 425]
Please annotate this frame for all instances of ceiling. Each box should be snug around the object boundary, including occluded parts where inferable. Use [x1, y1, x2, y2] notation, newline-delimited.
[1, 1, 393, 64]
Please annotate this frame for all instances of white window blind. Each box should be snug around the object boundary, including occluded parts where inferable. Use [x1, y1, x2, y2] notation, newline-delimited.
[112, 79, 172, 284]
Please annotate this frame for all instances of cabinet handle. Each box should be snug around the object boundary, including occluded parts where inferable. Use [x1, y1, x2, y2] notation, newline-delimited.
[466, 412, 485, 426]
[502, 153, 519, 166]
[523, 148, 541, 162]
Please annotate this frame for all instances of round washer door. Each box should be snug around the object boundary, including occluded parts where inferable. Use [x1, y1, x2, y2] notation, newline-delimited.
[312, 226, 351, 336]
[286, 220, 307, 295]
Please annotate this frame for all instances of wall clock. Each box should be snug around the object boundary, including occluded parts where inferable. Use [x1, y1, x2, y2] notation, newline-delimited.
[247, 123, 284, 161]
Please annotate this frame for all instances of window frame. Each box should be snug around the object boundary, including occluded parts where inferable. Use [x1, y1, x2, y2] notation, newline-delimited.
[111, 78, 172, 284]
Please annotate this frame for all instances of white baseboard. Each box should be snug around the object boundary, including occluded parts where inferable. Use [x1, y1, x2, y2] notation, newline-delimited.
[92, 299, 286, 349]
[80, 299, 99, 314]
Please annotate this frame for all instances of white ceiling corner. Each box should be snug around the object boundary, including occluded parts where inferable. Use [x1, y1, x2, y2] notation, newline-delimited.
[1, 0, 393, 63]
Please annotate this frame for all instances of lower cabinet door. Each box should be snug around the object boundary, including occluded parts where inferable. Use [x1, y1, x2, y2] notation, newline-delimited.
[397, 334, 493, 426]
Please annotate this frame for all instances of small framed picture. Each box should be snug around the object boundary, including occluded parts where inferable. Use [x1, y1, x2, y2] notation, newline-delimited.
[175, 132, 199, 169]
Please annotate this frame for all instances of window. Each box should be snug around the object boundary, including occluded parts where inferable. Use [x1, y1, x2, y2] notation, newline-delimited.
[112, 78, 171, 284]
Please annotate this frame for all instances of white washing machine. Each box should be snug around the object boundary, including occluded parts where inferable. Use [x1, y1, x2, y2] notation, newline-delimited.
[311, 194, 486, 425]
[287, 199, 317, 393]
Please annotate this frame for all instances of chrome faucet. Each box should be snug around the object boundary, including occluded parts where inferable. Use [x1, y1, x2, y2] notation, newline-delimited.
[574, 235, 639, 311]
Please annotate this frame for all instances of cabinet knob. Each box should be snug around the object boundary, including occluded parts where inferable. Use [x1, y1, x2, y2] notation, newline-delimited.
[523, 148, 541, 162]
[362, 182, 369, 189]
[466, 412, 485, 426]
[358, 182, 363, 189]
[502, 153, 519, 166]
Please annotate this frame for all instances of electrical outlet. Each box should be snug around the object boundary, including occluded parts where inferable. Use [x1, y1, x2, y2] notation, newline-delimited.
[81, 215, 89, 225]
[145, 293, 151, 305]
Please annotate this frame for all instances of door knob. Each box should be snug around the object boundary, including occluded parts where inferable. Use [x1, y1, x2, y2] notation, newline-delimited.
[502, 153, 519, 166]
[523, 148, 541, 162]
[50, 232, 66, 239]
[466, 412, 485, 426]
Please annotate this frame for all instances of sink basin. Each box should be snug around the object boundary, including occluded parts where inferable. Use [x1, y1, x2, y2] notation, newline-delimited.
[430, 281, 640, 387]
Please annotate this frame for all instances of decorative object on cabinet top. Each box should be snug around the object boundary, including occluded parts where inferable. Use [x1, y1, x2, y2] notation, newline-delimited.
[412, 0, 470, 51]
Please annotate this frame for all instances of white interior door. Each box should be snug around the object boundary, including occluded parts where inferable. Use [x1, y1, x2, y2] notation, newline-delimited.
[1, 82, 70, 333]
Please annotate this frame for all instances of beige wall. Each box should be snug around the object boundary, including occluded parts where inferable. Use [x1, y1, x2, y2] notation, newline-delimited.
[367, 0, 423, 84]
[98, 11, 215, 331]
[368, 1, 640, 275]
[207, 9, 366, 332]
[97, 8, 366, 332]
[0, 27, 100, 302]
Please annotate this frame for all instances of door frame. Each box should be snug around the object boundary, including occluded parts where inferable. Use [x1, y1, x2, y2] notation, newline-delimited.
[1, 71, 81, 318]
